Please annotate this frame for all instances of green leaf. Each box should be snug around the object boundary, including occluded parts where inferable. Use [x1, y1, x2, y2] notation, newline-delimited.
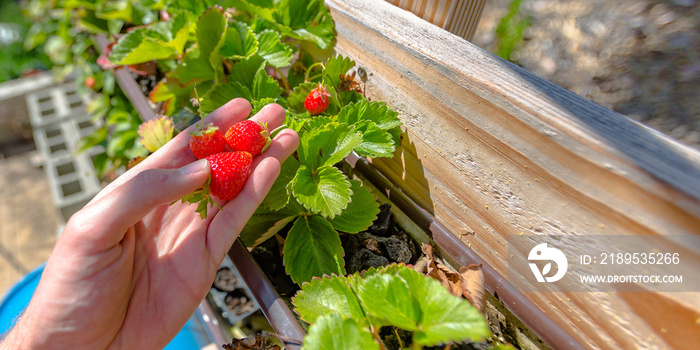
[166, 12, 190, 54]
[293, 275, 365, 324]
[292, 165, 352, 218]
[96, 0, 133, 22]
[353, 120, 396, 158]
[199, 81, 252, 114]
[284, 215, 345, 284]
[358, 274, 420, 331]
[223, 0, 275, 23]
[288, 81, 318, 114]
[298, 123, 362, 171]
[327, 180, 379, 233]
[275, 0, 335, 49]
[109, 27, 178, 65]
[301, 314, 379, 350]
[324, 55, 355, 91]
[170, 45, 215, 83]
[256, 30, 293, 68]
[239, 205, 299, 247]
[229, 55, 266, 87]
[219, 22, 258, 60]
[196, 7, 227, 68]
[337, 100, 402, 131]
[396, 267, 491, 346]
[252, 67, 283, 99]
[263, 156, 300, 210]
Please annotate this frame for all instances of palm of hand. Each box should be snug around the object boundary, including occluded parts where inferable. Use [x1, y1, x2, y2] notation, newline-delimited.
[7, 99, 298, 350]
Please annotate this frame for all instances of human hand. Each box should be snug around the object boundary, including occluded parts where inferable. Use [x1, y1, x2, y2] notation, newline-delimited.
[1, 99, 299, 350]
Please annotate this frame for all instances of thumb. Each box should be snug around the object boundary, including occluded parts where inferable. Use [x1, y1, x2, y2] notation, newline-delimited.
[69, 159, 210, 247]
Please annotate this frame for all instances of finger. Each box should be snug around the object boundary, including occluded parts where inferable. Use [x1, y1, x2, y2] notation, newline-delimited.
[68, 159, 210, 251]
[206, 157, 280, 261]
[248, 103, 286, 130]
[133, 98, 253, 173]
[90, 98, 251, 204]
[207, 129, 299, 260]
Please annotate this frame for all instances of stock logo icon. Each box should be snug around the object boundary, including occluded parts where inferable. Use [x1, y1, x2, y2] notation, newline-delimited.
[528, 243, 568, 283]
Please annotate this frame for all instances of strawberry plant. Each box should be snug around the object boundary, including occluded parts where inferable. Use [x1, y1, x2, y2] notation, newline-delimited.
[33, 0, 494, 346]
[292, 264, 491, 349]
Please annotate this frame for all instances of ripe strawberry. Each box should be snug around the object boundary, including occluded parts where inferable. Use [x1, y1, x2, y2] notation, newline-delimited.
[179, 151, 253, 219]
[207, 151, 252, 200]
[304, 84, 330, 115]
[225, 120, 271, 157]
[189, 123, 226, 159]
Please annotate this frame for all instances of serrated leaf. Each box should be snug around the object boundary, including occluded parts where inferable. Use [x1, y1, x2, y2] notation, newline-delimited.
[199, 81, 252, 114]
[263, 156, 300, 210]
[303, 115, 337, 132]
[358, 274, 420, 331]
[137, 116, 174, 152]
[229, 55, 266, 87]
[324, 55, 356, 91]
[219, 22, 258, 60]
[301, 314, 378, 350]
[275, 0, 335, 49]
[257, 30, 293, 68]
[327, 180, 379, 233]
[283, 215, 345, 284]
[288, 81, 318, 114]
[337, 100, 402, 131]
[396, 267, 491, 346]
[353, 120, 396, 158]
[252, 67, 283, 99]
[224, 0, 275, 22]
[109, 27, 178, 65]
[166, 12, 190, 55]
[298, 123, 362, 171]
[169, 45, 215, 83]
[292, 165, 352, 218]
[238, 205, 299, 247]
[293, 275, 365, 324]
[197, 7, 227, 68]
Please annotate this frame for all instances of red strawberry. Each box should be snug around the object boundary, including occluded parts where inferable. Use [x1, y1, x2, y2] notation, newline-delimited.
[189, 123, 226, 159]
[179, 151, 253, 219]
[207, 151, 252, 200]
[304, 84, 330, 115]
[225, 120, 271, 157]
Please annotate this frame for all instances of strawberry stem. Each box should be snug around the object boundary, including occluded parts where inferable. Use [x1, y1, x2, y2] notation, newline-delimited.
[305, 62, 325, 82]
[269, 124, 288, 138]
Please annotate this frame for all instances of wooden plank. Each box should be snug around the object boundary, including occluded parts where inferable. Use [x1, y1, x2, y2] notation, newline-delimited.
[327, 0, 700, 349]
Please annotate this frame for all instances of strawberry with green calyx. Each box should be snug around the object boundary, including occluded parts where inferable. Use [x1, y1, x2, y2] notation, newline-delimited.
[225, 120, 271, 157]
[304, 84, 330, 115]
[179, 151, 253, 219]
[189, 122, 226, 159]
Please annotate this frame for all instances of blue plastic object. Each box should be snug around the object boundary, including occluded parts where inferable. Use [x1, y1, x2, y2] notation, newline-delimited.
[0, 263, 211, 349]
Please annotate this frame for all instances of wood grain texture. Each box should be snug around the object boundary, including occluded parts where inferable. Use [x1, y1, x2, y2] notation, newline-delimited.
[327, 0, 700, 349]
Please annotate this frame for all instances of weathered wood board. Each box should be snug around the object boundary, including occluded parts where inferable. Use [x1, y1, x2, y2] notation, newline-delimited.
[327, 0, 700, 349]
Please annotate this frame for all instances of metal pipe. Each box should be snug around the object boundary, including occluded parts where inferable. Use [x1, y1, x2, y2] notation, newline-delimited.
[227, 240, 306, 350]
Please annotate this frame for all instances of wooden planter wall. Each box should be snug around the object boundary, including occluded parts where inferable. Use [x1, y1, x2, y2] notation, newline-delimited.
[327, 0, 700, 349]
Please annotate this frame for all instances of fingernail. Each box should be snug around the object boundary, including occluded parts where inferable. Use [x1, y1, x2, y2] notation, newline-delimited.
[178, 159, 208, 175]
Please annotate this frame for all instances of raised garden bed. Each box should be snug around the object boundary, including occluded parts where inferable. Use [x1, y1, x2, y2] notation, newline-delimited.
[37, 0, 700, 349]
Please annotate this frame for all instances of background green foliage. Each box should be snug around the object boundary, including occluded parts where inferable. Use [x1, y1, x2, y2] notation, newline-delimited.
[495, 0, 531, 61]
[0, 0, 52, 82]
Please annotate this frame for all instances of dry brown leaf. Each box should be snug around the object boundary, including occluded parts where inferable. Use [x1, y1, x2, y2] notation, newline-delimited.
[460, 263, 486, 311]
